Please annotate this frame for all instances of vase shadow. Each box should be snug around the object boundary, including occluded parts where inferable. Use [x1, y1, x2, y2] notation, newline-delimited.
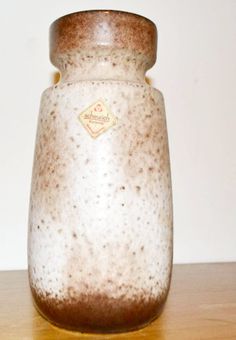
[51, 71, 60, 85]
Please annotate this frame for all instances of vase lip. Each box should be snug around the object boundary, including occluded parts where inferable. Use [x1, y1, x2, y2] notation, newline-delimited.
[50, 9, 156, 29]
[50, 9, 157, 72]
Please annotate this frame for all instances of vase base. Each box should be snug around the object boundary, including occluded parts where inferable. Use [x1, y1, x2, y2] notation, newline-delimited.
[31, 287, 167, 334]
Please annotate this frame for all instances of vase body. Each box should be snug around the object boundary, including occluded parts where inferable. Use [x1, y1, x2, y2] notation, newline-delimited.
[28, 10, 173, 333]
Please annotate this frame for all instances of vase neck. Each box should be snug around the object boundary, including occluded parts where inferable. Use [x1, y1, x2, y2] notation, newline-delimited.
[55, 48, 149, 83]
[50, 11, 157, 83]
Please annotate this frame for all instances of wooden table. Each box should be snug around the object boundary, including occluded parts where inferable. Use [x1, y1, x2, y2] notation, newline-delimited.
[0, 263, 236, 339]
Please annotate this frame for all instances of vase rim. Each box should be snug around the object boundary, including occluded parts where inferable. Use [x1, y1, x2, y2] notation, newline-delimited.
[50, 9, 157, 72]
[50, 9, 156, 29]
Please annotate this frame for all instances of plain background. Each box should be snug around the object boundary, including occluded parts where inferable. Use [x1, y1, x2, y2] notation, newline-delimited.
[0, 0, 235, 270]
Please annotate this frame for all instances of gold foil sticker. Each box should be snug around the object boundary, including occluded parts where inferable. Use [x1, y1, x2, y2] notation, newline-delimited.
[79, 100, 117, 138]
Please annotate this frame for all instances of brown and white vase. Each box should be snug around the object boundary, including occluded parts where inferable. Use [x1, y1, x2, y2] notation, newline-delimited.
[28, 10, 173, 333]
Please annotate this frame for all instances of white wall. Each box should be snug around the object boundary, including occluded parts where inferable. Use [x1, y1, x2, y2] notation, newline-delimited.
[0, 0, 235, 270]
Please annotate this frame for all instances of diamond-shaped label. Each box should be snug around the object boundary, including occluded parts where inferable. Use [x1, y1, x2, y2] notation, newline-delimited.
[79, 100, 117, 139]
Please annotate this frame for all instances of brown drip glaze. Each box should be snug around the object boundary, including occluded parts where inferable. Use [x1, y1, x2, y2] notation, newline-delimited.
[31, 287, 167, 333]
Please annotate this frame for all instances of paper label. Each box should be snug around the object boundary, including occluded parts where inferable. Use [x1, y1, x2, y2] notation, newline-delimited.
[79, 100, 117, 138]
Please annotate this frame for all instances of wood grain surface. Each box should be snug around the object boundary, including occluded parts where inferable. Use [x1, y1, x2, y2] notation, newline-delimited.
[0, 263, 236, 339]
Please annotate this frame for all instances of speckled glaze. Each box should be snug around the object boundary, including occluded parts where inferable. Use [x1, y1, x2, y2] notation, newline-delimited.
[28, 10, 173, 333]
